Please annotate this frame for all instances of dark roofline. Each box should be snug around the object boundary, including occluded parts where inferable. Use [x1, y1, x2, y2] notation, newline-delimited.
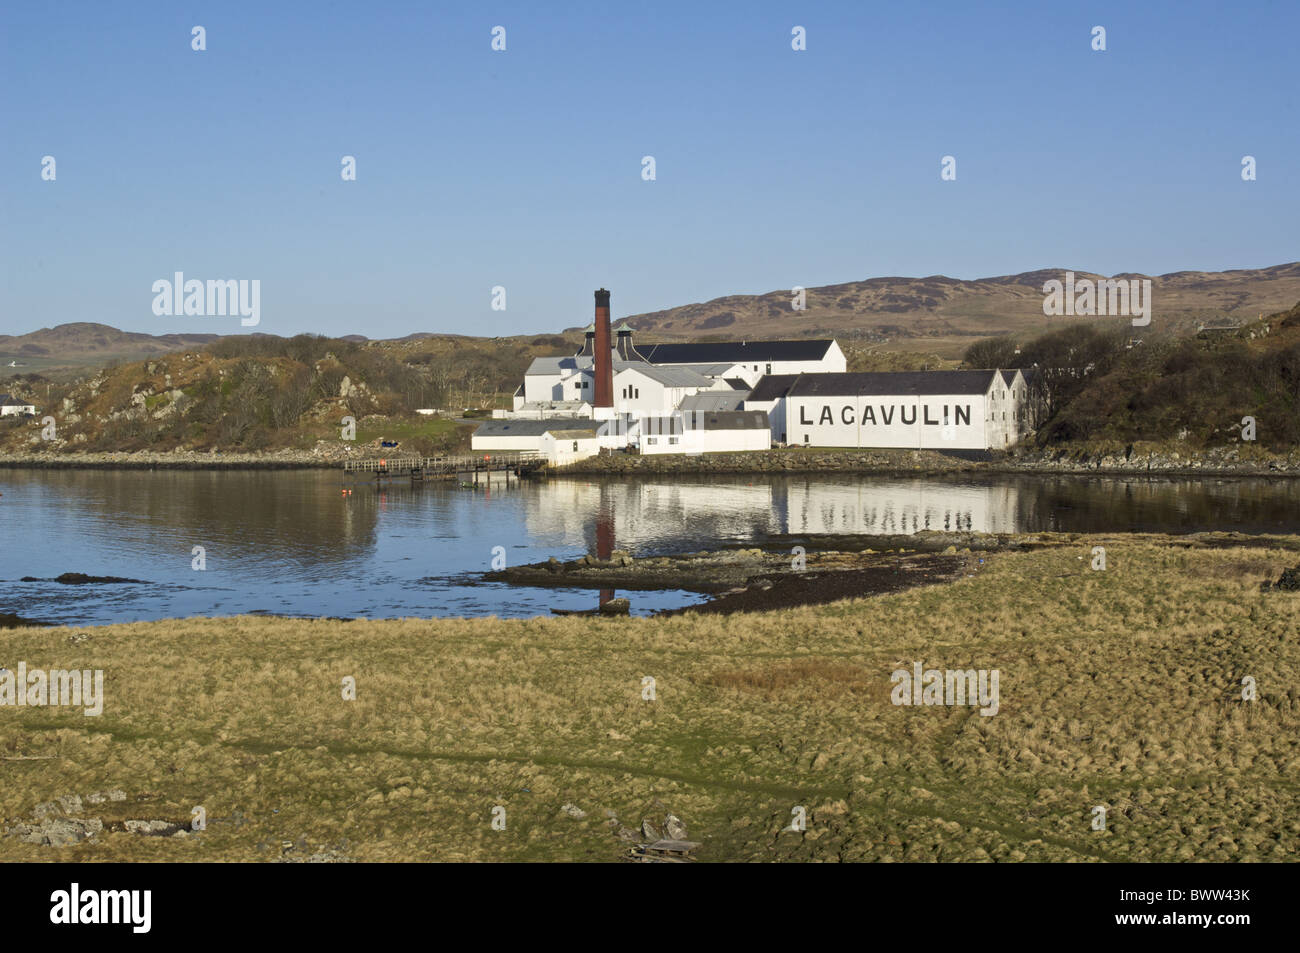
[786, 370, 999, 397]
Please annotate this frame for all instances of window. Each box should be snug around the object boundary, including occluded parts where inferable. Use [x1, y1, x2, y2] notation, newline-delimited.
[572, 441, 578, 452]
[669, 437, 679, 445]
[765, 363, 772, 375]
[803, 434, 809, 444]
[647, 437, 658, 445]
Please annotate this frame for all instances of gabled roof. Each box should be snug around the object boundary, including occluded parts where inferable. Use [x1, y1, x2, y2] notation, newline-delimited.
[696, 410, 770, 430]
[673, 362, 743, 377]
[641, 410, 770, 432]
[614, 362, 713, 388]
[638, 339, 837, 365]
[678, 392, 747, 413]
[744, 374, 800, 402]
[526, 355, 582, 375]
[724, 378, 750, 390]
[785, 370, 999, 397]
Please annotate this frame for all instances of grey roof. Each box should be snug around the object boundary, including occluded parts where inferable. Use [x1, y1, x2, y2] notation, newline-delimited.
[526, 355, 583, 375]
[678, 392, 747, 413]
[788, 370, 998, 397]
[724, 378, 750, 390]
[999, 369, 1020, 386]
[638, 339, 836, 365]
[473, 418, 594, 437]
[673, 362, 743, 377]
[695, 410, 770, 430]
[546, 428, 599, 439]
[643, 410, 770, 431]
[0, 394, 17, 404]
[614, 362, 713, 388]
[744, 374, 800, 402]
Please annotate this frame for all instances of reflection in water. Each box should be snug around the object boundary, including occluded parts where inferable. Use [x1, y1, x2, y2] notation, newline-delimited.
[1, 469, 1299, 626]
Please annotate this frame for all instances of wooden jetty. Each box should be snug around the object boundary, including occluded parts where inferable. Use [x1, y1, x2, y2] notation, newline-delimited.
[342, 451, 544, 484]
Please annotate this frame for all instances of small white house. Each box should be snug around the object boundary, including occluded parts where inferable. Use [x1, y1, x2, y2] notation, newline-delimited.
[540, 428, 600, 465]
[0, 394, 36, 417]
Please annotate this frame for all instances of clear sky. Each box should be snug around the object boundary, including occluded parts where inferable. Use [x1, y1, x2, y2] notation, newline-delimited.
[2, 0, 1296, 338]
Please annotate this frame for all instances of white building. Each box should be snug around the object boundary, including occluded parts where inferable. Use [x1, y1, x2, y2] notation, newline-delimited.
[539, 427, 601, 465]
[471, 418, 588, 454]
[638, 410, 771, 455]
[636, 337, 846, 385]
[745, 370, 1033, 450]
[512, 324, 844, 418]
[0, 393, 36, 417]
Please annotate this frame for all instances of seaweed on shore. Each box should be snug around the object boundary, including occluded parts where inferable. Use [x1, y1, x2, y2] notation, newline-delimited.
[19, 573, 147, 585]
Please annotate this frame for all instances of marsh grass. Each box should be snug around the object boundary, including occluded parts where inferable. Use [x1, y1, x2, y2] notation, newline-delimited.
[1, 537, 1298, 862]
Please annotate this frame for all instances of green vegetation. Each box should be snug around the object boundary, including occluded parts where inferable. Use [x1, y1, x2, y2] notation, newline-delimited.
[0, 333, 577, 455]
[2, 536, 1297, 861]
[966, 300, 1300, 451]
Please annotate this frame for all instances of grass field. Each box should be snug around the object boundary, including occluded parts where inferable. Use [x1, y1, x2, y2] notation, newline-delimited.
[2, 536, 1298, 862]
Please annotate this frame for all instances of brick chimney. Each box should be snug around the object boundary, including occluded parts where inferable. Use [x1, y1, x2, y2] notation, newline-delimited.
[593, 288, 613, 409]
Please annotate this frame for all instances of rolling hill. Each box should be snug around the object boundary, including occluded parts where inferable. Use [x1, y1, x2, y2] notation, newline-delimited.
[606, 262, 1300, 357]
[0, 323, 218, 376]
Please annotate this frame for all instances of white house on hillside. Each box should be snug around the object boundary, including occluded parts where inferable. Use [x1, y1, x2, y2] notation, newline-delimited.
[0, 393, 36, 417]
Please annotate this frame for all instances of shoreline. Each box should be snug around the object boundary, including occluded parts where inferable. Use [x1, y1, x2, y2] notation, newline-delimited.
[2, 444, 1299, 476]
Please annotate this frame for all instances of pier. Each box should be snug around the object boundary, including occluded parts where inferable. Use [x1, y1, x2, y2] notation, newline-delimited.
[342, 451, 544, 484]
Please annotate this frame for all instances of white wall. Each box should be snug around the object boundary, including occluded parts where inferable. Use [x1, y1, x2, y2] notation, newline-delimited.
[786, 394, 992, 450]
[781, 479, 1023, 534]
[540, 432, 600, 465]
[639, 420, 770, 455]
[708, 345, 845, 381]
[0, 404, 35, 417]
[743, 398, 788, 443]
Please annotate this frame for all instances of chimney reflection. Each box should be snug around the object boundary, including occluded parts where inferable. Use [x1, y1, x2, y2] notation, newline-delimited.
[595, 484, 617, 610]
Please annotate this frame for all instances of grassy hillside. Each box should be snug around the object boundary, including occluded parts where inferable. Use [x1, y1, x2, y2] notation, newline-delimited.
[1, 535, 1296, 861]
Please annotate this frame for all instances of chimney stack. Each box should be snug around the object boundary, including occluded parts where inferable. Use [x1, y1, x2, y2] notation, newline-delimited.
[593, 288, 613, 409]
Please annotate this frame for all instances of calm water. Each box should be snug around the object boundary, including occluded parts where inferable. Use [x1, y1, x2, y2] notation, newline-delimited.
[2, 469, 1299, 626]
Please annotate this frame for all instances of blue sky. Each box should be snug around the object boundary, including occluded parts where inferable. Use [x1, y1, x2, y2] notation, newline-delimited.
[2, 0, 1296, 338]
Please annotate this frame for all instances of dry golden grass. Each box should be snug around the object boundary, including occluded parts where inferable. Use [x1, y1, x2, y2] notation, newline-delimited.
[2, 536, 1298, 862]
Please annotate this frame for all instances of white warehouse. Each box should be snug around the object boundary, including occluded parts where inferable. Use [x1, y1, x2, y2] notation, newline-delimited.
[744, 369, 1038, 450]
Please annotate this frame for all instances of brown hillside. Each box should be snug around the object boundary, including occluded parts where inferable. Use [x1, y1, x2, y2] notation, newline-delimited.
[603, 263, 1300, 358]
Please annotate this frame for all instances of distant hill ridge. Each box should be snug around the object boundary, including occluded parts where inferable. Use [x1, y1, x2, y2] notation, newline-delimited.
[5, 263, 1298, 370]
[604, 262, 1300, 347]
